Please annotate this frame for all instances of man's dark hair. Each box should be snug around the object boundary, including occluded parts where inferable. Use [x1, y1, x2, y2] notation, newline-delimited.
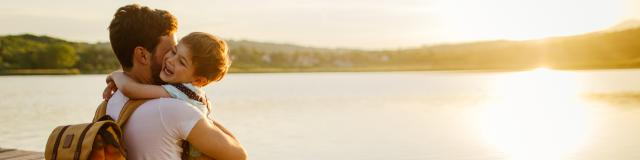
[108, 4, 177, 71]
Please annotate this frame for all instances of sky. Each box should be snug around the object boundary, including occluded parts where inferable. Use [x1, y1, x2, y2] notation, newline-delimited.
[0, 0, 638, 50]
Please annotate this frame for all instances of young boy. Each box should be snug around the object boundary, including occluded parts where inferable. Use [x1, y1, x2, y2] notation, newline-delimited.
[107, 32, 231, 160]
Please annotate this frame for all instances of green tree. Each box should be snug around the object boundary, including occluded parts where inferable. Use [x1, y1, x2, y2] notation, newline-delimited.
[75, 43, 119, 73]
[36, 44, 77, 68]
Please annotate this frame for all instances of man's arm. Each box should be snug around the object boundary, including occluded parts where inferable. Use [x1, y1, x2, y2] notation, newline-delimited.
[187, 118, 247, 160]
[212, 120, 238, 139]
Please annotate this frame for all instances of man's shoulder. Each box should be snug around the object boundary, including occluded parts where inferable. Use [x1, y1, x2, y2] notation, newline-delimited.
[143, 98, 194, 107]
[140, 98, 200, 114]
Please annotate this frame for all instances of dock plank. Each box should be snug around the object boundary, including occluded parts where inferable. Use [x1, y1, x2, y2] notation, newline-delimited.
[0, 148, 16, 153]
[5, 153, 43, 160]
[0, 148, 43, 160]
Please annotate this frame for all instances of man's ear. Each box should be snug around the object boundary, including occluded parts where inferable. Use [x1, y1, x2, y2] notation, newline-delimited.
[133, 46, 151, 65]
[192, 77, 210, 87]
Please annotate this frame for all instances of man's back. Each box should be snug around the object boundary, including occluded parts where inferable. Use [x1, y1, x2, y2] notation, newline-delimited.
[107, 91, 203, 160]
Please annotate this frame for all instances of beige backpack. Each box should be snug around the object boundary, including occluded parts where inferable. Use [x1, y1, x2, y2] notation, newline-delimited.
[45, 100, 148, 160]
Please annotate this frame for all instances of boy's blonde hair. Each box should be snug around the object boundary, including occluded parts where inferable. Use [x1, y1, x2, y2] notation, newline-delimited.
[180, 32, 230, 83]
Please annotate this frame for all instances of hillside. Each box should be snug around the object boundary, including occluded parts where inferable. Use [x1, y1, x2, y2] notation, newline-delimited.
[387, 27, 640, 70]
[228, 40, 356, 55]
[1, 26, 640, 74]
[229, 26, 640, 71]
[606, 19, 640, 32]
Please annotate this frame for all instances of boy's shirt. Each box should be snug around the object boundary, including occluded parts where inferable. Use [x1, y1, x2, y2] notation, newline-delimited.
[161, 83, 214, 158]
[162, 83, 212, 119]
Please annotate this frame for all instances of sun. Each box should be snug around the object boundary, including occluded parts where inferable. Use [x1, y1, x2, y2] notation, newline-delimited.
[475, 67, 594, 160]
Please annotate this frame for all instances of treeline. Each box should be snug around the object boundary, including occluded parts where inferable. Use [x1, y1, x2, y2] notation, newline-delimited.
[0, 34, 118, 74]
[230, 28, 640, 71]
[2, 27, 640, 74]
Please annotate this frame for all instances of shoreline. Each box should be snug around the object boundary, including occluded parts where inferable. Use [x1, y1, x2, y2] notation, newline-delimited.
[2, 67, 640, 76]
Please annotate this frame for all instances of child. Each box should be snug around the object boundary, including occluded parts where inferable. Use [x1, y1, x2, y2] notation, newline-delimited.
[108, 32, 230, 160]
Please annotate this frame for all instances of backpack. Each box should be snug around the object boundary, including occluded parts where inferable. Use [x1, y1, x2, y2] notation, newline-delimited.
[45, 100, 148, 160]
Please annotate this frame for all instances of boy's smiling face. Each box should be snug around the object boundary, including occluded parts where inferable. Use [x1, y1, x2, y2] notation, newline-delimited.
[151, 34, 177, 84]
[159, 42, 197, 84]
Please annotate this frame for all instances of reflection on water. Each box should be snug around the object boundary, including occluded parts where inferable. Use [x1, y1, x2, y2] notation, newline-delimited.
[588, 92, 640, 107]
[477, 68, 595, 160]
[2, 70, 640, 159]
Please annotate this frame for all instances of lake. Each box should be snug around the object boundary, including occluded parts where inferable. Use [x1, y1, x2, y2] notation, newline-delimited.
[2, 69, 640, 160]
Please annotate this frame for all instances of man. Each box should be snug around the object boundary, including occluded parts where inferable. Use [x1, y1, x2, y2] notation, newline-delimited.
[103, 4, 247, 160]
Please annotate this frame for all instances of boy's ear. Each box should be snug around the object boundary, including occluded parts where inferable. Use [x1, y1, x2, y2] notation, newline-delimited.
[133, 46, 151, 65]
[192, 77, 209, 87]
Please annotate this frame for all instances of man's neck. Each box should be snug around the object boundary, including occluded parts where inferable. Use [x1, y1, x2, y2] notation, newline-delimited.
[124, 70, 153, 84]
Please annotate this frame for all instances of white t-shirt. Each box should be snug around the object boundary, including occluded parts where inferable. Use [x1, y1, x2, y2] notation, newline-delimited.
[106, 90, 204, 160]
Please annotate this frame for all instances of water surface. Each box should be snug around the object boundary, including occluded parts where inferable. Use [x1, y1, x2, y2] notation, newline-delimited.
[1, 69, 640, 160]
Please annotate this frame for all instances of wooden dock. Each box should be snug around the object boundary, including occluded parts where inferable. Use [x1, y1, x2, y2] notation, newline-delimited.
[0, 148, 43, 160]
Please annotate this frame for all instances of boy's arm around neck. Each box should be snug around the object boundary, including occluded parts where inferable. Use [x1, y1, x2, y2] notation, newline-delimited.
[110, 71, 171, 99]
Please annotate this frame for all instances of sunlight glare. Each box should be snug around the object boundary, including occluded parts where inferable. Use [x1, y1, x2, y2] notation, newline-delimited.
[476, 67, 594, 160]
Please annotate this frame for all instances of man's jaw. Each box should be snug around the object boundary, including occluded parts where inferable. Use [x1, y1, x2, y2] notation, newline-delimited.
[151, 61, 166, 85]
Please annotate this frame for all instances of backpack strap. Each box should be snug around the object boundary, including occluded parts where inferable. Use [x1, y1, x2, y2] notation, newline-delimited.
[93, 101, 108, 122]
[116, 99, 149, 127]
[106, 99, 148, 158]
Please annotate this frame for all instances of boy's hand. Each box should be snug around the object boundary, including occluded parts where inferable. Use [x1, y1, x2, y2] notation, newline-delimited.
[106, 74, 114, 84]
[103, 81, 117, 100]
[106, 70, 123, 84]
[103, 70, 124, 100]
